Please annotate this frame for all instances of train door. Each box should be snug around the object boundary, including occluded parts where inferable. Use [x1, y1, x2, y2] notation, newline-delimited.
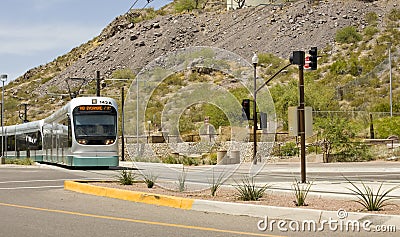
[42, 123, 52, 162]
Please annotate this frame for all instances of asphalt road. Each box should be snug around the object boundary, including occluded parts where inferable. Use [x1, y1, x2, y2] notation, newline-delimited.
[0, 163, 398, 236]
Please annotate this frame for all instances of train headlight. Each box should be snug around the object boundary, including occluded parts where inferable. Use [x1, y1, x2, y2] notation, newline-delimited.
[105, 139, 114, 145]
[77, 139, 88, 145]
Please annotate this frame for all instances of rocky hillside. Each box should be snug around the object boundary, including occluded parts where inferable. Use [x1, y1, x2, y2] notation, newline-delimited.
[4, 0, 399, 124]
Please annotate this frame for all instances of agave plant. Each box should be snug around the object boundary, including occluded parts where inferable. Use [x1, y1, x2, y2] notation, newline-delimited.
[234, 176, 270, 201]
[345, 177, 399, 211]
[117, 169, 136, 185]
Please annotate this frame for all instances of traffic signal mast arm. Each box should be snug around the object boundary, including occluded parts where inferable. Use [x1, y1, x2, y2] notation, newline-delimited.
[255, 63, 292, 94]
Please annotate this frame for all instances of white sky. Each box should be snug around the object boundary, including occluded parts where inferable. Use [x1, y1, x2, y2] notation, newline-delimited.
[0, 0, 171, 83]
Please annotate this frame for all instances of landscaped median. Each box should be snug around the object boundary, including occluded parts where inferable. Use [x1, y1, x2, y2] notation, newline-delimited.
[64, 180, 400, 231]
[64, 180, 194, 209]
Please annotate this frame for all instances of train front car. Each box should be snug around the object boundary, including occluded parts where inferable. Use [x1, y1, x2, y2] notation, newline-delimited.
[69, 97, 119, 167]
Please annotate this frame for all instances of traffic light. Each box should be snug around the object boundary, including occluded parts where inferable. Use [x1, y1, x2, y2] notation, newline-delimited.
[289, 51, 305, 65]
[241, 99, 250, 120]
[309, 47, 318, 70]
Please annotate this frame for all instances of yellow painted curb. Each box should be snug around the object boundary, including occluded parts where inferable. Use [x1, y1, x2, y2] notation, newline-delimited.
[64, 181, 194, 210]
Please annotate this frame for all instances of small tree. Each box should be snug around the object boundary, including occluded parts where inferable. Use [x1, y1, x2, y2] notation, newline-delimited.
[315, 116, 354, 162]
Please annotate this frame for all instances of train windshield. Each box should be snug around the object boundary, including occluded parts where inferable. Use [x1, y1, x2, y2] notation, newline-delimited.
[73, 105, 117, 145]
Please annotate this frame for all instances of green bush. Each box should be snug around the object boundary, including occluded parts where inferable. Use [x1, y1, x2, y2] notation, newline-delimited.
[279, 142, 299, 156]
[333, 143, 373, 162]
[111, 68, 135, 79]
[387, 9, 400, 21]
[365, 12, 378, 26]
[6, 158, 34, 165]
[330, 60, 347, 75]
[162, 155, 199, 166]
[335, 26, 362, 44]
[174, 0, 196, 13]
[374, 117, 400, 138]
[363, 26, 379, 41]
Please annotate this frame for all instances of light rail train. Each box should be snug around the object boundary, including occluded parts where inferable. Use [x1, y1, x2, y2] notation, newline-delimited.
[1, 97, 119, 167]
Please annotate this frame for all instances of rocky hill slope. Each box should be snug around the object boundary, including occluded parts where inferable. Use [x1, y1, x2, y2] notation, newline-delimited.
[5, 0, 399, 123]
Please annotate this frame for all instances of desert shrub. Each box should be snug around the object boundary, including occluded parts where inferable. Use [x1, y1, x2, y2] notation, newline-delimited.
[363, 26, 379, 41]
[6, 158, 34, 165]
[276, 142, 299, 157]
[374, 117, 400, 138]
[333, 142, 373, 162]
[335, 26, 362, 44]
[174, 0, 197, 12]
[387, 9, 400, 21]
[292, 180, 313, 206]
[142, 172, 158, 188]
[117, 169, 136, 185]
[330, 60, 347, 75]
[111, 68, 135, 79]
[365, 12, 378, 26]
[345, 177, 399, 211]
[234, 177, 270, 201]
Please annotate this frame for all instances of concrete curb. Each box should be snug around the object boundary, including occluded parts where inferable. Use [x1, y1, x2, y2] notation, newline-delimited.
[64, 181, 194, 210]
[64, 181, 400, 227]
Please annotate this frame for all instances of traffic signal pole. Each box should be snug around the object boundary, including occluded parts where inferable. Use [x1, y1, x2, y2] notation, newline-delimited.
[298, 65, 306, 183]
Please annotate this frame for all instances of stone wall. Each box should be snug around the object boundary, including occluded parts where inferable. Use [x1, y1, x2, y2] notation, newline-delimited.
[125, 141, 274, 163]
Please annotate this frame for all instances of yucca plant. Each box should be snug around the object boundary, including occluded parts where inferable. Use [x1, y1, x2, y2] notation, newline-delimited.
[234, 176, 270, 201]
[117, 169, 135, 185]
[208, 169, 226, 196]
[292, 179, 313, 206]
[345, 177, 399, 211]
[142, 172, 158, 188]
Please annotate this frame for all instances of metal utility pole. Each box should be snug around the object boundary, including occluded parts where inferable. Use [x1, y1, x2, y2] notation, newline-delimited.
[252, 53, 258, 165]
[388, 42, 392, 117]
[298, 65, 306, 183]
[121, 87, 125, 161]
[96, 71, 101, 97]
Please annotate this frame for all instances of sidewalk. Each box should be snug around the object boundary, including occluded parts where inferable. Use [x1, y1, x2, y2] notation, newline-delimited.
[118, 160, 400, 199]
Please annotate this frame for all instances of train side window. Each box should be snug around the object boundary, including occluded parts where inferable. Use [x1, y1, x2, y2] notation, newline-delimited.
[7, 135, 16, 151]
[62, 116, 72, 147]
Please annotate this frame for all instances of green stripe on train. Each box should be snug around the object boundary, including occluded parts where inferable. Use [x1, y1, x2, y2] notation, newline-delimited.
[66, 156, 119, 167]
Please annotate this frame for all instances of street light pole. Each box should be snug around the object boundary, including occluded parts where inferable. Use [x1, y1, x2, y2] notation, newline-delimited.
[252, 53, 258, 165]
[1, 74, 7, 164]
